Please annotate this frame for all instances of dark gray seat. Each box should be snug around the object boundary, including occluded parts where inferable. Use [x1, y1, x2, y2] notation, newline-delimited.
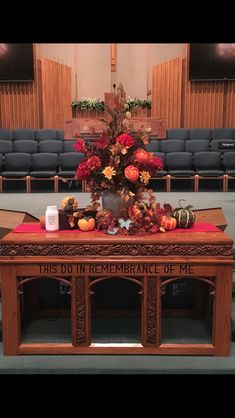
[166, 152, 196, 191]
[14, 140, 38, 154]
[189, 128, 212, 140]
[58, 152, 85, 191]
[212, 128, 234, 140]
[1, 153, 31, 192]
[223, 151, 235, 174]
[30, 153, 59, 192]
[160, 140, 184, 153]
[63, 140, 77, 152]
[0, 129, 13, 140]
[167, 152, 194, 175]
[0, 140, 13, 154]
[58, 152, 84, 177]
[167, 128, 189, 140]
[146, 140, 160, 152]
[185, 139, 210, 153]
[194, 151, 226, 191]
[39, 140, 63, 154]
[57, 130, 64, 140]
[35, 129, 61, 141]
[223, 152, 235, 191]
[13, 129, 35, 141]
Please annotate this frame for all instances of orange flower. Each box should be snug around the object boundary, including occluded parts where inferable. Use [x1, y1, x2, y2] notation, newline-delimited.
[124, 165, 139, 182]
[134, 148, 150, 164]
[102, 166, 117, 180]
[140, 170, 151, 185]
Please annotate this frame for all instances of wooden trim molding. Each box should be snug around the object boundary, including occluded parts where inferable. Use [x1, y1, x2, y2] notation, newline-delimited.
[0, 243, 232, 257]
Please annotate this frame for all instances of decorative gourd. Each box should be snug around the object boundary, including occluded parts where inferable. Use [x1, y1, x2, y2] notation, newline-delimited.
[39, 215, 45, 229]
[161, 215, 177, 231]
[172, 199, 195, 229]
[78, 217, 95, 231]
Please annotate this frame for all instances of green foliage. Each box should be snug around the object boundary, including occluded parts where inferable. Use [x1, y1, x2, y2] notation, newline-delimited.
[72, 96, 151, 112]
[126, 97, 151, 110]
[71, 98, 105, 111]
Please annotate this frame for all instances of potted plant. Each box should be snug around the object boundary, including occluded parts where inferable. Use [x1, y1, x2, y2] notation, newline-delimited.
[126, 97, 151, 117]
[71, 98, 105, 118]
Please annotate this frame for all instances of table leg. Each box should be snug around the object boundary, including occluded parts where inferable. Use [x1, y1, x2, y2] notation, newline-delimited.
[213, 266, 232, 356]
[1, 266, 20, 355]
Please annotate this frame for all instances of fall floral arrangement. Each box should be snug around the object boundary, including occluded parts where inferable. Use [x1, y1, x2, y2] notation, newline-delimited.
[73, 84, 194, 234]
[74, 84, 162, 198]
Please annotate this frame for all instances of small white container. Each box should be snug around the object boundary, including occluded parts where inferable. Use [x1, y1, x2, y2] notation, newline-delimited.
[45, 206, 59, 231]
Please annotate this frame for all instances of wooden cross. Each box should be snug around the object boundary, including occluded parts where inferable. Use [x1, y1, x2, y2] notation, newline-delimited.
[111, 43, 116, 72]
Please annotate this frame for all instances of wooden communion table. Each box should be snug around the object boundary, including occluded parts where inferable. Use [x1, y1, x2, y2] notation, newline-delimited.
[0, 225, 233, 356]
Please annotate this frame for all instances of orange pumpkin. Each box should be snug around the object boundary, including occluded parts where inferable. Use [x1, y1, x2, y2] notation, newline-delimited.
[124, 165, 139, 182]
[161, 215, 177, 231]
[39, 215, 45, 229]
[78, 217, 95, 231]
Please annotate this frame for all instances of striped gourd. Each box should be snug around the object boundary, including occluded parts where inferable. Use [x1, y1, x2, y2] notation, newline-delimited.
[172, 199, 195, 229]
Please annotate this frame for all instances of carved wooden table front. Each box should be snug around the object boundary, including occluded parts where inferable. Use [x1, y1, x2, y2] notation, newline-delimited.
[0, 228, 233, 356]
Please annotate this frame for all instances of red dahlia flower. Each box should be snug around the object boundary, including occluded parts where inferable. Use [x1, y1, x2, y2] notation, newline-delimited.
[116, 133, 135, 148]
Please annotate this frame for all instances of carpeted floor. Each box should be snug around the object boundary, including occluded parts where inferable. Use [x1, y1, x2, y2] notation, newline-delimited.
[0, 342, 235, 374]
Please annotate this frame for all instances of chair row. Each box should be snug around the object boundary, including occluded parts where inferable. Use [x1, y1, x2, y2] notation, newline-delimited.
[0, 139, 79, 155]
[155, 151, 235, 173]
[151, 151, 235, 192]
[1, 137, 235, 156]
[0, 129, 64, 141]
[0, 150, 234, 193]
[146, 139, 235, 154]
[166, 128, 235, 141]
[0, 152, 85, 193]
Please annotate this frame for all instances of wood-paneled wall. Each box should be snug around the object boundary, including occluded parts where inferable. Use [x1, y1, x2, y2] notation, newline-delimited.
[152, 57, 182, 128]
[41, 58, 72, 128]
[152, 45, 235, 128]
[183, 80, 225, 128]
[0, 47, 71, 130]
[183, 45, 226, 128]
[224, 81, 235, 127]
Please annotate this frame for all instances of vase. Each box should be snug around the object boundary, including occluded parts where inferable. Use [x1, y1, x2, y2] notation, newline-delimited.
[102, 190, 133, 218]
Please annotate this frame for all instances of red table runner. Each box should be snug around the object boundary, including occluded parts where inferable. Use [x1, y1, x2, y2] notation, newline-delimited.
[12, 222, 222, 233]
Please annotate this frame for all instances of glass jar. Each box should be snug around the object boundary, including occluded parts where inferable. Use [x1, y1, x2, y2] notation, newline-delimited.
[45, 206, 59, 231]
